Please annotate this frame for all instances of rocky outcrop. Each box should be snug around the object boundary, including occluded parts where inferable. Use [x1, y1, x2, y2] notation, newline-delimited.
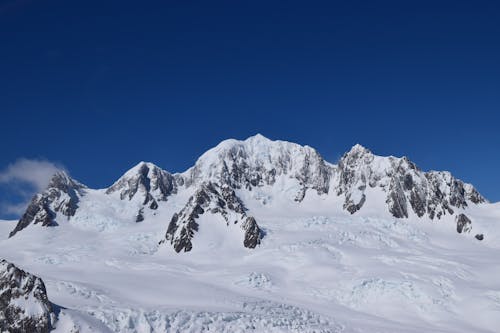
[0, 259, 56, 333]
[106, 162, 177, 223]
[163, 182, 262, 252]
[335, 145, 486, 219]
[106, 162, 177, 206]
[241, 216, 261, 248]
[9, 172, 85, 237]
[456, 213, 472, 234]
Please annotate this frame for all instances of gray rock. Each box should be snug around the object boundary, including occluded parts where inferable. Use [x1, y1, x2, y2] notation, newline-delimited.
[242, 216, 262, 248]
[456, 213, 472, 233]
[387, 177, 408, 218]
[135, 208, 145, 222]
[343, 193, 366, 214]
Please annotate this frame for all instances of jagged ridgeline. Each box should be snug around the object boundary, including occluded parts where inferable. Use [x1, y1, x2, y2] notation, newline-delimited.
[8, 134, 487, 250]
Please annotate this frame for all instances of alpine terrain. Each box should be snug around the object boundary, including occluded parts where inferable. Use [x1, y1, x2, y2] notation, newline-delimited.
[1, 134, 499, 332]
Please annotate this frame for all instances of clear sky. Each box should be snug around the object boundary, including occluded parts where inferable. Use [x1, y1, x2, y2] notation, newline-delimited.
[0, 0, 499, 218]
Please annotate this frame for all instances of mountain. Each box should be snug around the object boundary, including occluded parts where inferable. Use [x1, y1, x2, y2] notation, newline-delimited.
[9, 172, 86, 237]
[335, 144, 485, 219]
[8, 134, 486, 248]
[180, 134, 332, 201]
[106, 162, 178, 222]
[0, 259, 56, 333]
[1, 134, 499, 333]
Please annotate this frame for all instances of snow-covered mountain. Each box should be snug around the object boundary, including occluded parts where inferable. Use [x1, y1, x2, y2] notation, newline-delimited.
[1, 134, 499, 333]
[8, 134, 487, 247]
[9, 172, 86, 237]
[334, 144, 485, 219]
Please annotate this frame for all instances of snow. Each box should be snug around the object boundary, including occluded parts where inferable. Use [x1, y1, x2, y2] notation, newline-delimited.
[9, 294, 46, 317]
[184, 133, 328, 187]
[0, 219, 16, 240]
[1, 136, 499, 332]
[1, 190, 500, 332]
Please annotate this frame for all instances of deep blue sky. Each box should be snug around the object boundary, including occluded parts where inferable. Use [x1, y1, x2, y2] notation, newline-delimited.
[1, 0, 499, 215]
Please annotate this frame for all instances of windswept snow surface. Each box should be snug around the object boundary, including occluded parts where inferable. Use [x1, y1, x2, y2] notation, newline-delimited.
[1, 194, 500, 332]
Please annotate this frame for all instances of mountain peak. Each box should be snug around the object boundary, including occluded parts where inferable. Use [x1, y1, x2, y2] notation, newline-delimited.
[9, 171, 85, 237]
[244, 133, 272, 143]
[184, 134, 331, 199]
[48, 170, 85, 190]
[106, 161, 176, 207]
[122, 161, 163, 178]
[346, 143, 372, 156]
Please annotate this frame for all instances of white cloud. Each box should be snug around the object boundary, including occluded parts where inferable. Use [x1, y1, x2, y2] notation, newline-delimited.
[0, 158, 63, 191]
[0, 159, 64, 218]
[1, 201, 29, 216]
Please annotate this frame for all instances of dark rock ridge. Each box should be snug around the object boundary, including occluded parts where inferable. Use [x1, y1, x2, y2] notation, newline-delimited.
[0, 259, 56, 333]
[335, 144, 486, 219]
[9, 172, 85, 238]
[163, 182, 262, 252]
[456, 213, 472, 234]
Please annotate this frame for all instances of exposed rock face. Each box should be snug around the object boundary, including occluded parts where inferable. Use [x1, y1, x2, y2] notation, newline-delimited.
[475, 234, 484, 241]
[241, 216, 261, 248]
[164, 182, 262, 252]
[106, 162, 177, 222]
[456, 213, 472, 234]
[106, 162, 177, 206]
[135, 208, 145, 223]
[182, 134, 332, 202]
[0, 259, 55, 333]
[335, 145, 486, 219]
[9, 172, 85, 237]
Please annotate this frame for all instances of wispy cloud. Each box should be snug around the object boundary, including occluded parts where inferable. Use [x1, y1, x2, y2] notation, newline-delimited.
[0, 158, 64, 218]
[1, 202, 30, 216]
